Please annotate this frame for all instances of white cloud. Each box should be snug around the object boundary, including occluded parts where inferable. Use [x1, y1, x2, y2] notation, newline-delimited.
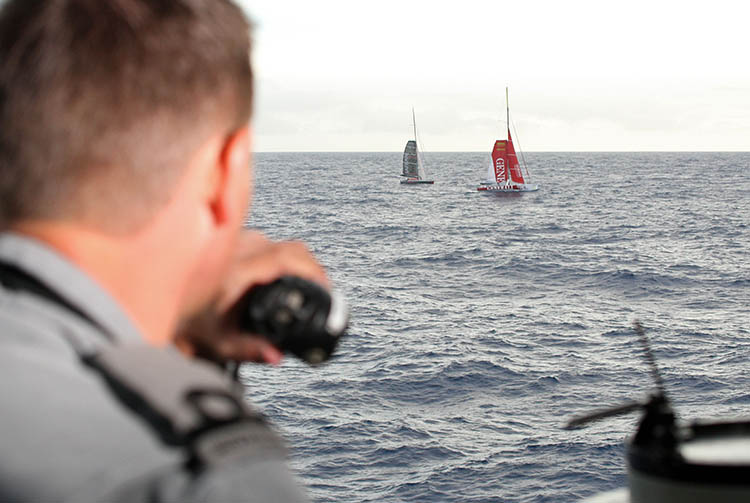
[239, 0, 750, 151]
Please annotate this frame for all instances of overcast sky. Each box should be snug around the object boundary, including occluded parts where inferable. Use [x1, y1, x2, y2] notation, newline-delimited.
[237, 0, 749, 152]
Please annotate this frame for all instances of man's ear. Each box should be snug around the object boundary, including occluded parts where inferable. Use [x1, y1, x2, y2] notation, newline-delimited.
[210, 126, 251, 227]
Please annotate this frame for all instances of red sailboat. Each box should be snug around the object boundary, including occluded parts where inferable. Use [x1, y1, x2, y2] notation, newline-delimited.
[477, 88, 538, 193]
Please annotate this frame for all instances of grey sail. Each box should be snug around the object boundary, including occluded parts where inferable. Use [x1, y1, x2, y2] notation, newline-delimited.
[402, 140, 419, 178]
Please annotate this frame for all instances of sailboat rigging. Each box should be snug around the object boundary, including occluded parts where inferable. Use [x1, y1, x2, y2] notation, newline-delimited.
[400, 108, 434, 185]
[477, 88, 538, 193]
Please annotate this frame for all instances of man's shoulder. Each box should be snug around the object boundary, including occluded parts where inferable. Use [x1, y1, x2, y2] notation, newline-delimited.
[0, 235, 309, 502]
[0, 294, 309, 503]
[0, 295, 181, 500]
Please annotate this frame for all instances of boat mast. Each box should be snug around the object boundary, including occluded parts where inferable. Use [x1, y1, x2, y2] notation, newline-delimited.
[412, 107, 417, 151]
[412, 107, 422, 179]
[507, 87, 531, 181]
[506, 86, 510, 142]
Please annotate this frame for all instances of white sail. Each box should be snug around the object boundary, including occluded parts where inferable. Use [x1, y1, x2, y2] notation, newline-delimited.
[417, 147, 428, 180]
[485, 157, 494, 184]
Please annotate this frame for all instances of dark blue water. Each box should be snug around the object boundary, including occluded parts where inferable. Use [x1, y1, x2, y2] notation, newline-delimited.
[240, 152, 750, 502]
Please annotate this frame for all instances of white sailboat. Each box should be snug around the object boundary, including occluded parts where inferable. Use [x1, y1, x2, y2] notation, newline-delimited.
[400, 108, 434, 185]
[477, 88, 538, 193]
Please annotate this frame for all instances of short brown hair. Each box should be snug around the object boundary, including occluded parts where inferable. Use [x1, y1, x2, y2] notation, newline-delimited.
[0, 0, 253, 231]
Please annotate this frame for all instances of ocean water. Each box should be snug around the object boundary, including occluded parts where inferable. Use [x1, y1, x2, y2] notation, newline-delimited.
[240, 152, 750, 502]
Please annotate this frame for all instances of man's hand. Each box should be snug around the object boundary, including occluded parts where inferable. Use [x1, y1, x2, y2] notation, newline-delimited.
[174, 231, 329, 364]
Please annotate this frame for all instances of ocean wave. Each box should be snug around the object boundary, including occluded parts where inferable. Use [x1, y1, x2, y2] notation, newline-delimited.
[245, 152, 750, 503]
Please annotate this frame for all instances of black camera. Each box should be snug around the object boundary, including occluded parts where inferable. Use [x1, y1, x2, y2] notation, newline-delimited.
[235, 276, 348, 365]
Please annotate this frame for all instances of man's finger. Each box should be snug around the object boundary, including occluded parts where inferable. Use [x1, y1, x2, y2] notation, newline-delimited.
[219, 240, 329, 311]
[215, 334, 283, 365]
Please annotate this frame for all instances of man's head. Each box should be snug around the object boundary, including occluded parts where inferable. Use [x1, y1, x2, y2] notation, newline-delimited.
[0, 0, 253, 233]
[0, 0, 256, 340]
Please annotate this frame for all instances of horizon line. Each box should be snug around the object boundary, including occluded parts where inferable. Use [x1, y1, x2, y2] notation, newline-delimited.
[255, 150, 750, 154]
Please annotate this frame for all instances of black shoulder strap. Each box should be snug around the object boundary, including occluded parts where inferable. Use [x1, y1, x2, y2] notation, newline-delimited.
[0, 262, 108, 336]
[0, 261, 287, 471]
[85, 345, 288, 471]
